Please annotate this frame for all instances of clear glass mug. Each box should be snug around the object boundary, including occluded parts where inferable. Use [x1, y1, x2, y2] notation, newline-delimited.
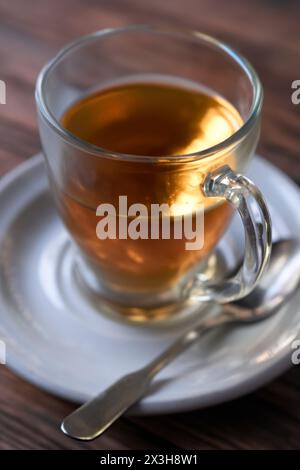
[35, 26, 272, 322]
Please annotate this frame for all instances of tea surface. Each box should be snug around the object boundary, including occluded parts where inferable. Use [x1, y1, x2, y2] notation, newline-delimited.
[62, 81, 242, 156]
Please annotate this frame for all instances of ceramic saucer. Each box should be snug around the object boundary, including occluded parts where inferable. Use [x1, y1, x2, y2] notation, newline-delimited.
[0, 154, 299, 414]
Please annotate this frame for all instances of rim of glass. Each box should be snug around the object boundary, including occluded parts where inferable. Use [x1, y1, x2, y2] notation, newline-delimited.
[35, 25, 263, 163]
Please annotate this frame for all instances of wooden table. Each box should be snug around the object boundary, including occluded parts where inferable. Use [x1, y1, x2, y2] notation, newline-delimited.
[0, 0, 300, 450]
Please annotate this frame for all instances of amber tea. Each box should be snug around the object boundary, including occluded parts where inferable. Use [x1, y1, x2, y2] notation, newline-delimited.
[56, 79, 243, 297]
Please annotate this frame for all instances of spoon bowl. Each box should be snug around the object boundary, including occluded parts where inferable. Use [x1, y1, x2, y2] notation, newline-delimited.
[224, 239, 300, 322]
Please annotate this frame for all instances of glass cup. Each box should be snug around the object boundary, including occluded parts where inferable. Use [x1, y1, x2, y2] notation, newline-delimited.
[35, 26, 272, 322]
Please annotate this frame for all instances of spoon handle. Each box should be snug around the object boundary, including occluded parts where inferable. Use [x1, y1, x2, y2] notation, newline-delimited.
[146, 312, 230, 377]
[61, 312, 230, 441]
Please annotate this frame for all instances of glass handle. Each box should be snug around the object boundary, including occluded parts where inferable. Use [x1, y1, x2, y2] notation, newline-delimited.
[187, 165, 272, 303]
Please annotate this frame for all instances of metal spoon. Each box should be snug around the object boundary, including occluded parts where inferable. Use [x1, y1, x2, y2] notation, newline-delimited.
[61, 239, 300, 441]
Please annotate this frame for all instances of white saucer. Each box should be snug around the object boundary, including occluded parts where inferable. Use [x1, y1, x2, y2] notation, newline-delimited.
[0, 154, 300, 415]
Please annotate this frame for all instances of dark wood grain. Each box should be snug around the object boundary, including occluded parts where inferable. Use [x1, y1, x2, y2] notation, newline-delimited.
[0, 0, 300, 450]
